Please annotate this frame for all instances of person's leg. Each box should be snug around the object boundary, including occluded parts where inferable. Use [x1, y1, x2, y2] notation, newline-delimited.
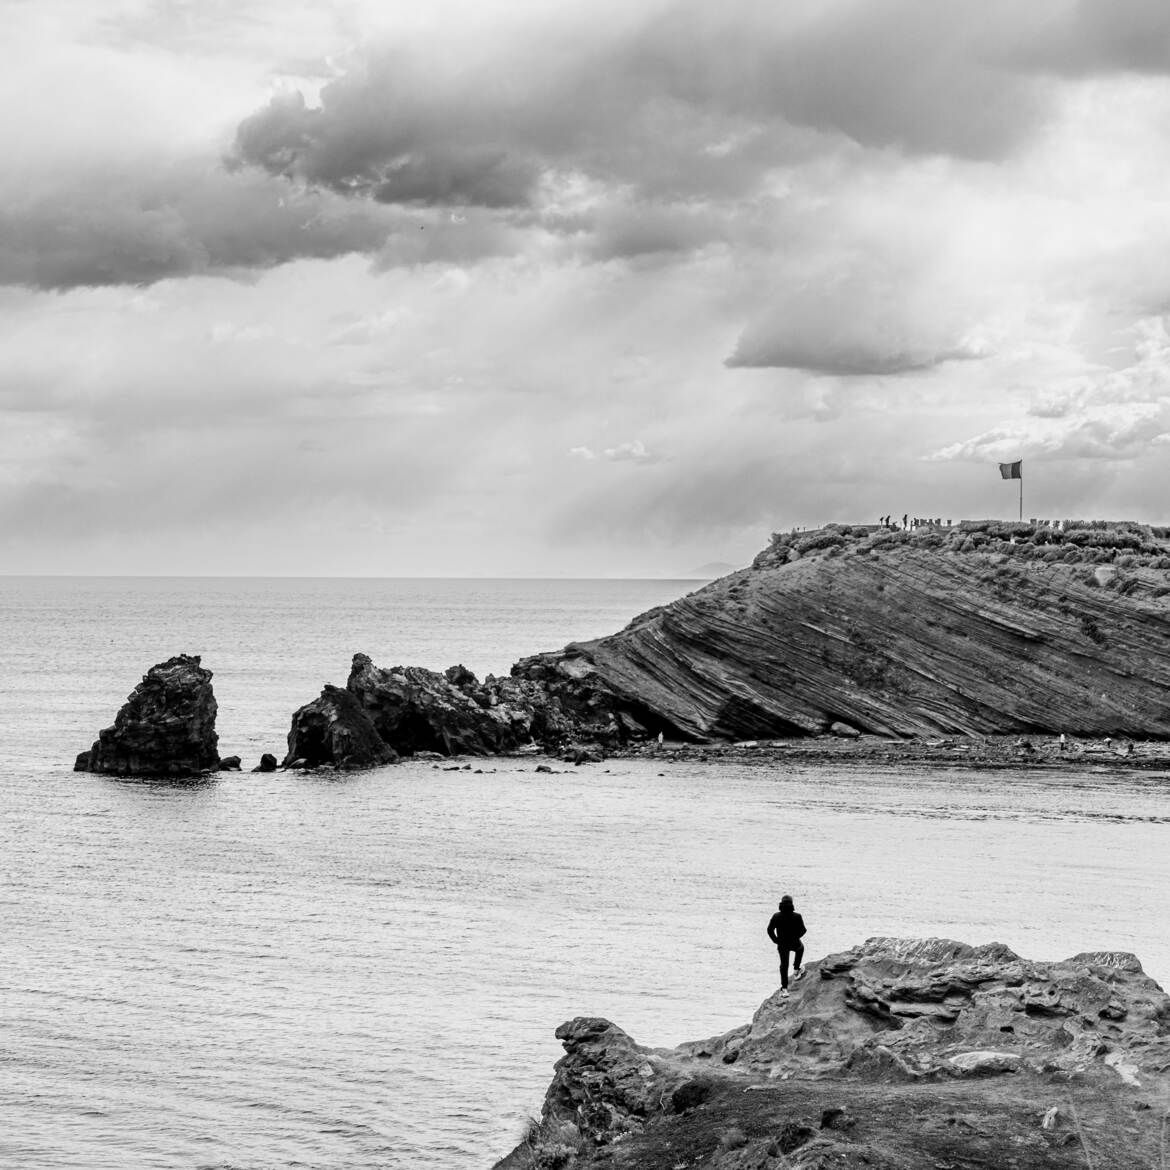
[793, 941, 805, 980]
[779, 947, 790, 989]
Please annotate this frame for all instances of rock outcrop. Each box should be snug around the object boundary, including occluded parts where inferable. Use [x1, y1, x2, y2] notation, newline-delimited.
[497, 937, 1170, 1169]
[283, 684, 398, 769]
[278, 652, 626, 767]
[74, 654, 219, 777]
[347, 653, 524, 756]
[523, 522, 1170, 740]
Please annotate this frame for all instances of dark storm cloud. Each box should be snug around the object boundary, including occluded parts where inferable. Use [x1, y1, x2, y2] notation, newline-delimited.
[231, 0, 1059, 220]
[235, 91, 539, 208]
[1020, 0, 1170, 76]
[0, 164, 397, 291]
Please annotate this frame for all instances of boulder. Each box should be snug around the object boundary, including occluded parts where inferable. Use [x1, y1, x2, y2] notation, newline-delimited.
[282, 684, 398, 770]
[218, 755, 242, 771]
[74, 654, 219, 777]
[252, 753, 278, 773]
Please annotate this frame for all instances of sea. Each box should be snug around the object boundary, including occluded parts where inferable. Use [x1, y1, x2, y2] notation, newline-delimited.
[2, 575, 1168, 1170]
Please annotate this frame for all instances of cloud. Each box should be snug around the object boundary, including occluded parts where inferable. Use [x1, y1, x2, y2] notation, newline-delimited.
[727, 304, 988, 376]
[725, 257, 993, 376]
[569, 439, 662, 463]
[930, 316, 1170, 462]
[0, 160, 406, 291]
[603, 439, 659, 462]
[227, 0, 1076, 226]
[1019, 0, 1170, 76]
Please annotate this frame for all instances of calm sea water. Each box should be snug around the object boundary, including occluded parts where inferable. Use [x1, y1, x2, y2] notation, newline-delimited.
[2, 577, 1168, 1170]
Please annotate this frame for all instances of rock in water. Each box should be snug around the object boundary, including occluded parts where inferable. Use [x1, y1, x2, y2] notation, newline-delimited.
[252, 753, 278, 773]
[347, 653, 522, 756]
[74, 654, 219, 777]
[282, 684, 398, 770]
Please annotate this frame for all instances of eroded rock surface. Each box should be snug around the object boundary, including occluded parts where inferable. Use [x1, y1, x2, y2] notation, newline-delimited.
[283, 684, 398, 770]
[74, 654, 219, 777]
[278, 652, 628, 767]
[347, 653, 524, 756]
[497, 937, 1170, 1169]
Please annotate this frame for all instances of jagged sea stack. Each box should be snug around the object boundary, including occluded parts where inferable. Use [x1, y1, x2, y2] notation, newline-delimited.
[74, 654, 220, 777]
[283, 684, 398, 770]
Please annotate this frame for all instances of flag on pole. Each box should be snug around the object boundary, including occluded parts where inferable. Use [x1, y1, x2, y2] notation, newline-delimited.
[998, 460, 1022, 479]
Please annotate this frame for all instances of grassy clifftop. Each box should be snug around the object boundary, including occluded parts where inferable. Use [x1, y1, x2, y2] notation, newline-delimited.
[553, 521, 1170, 740]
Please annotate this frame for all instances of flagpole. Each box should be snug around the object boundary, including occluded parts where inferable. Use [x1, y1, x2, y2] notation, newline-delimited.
[1019, 476, 1023, 523]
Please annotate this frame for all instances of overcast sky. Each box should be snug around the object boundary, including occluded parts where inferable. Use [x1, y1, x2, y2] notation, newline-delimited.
[4, 0, 1170, 576]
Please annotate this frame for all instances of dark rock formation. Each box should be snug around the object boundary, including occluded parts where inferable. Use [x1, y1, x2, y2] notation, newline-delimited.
[278, 651, 630, 766]
[74, 654, 219, 777]
[282, 684, 398, 770]
[252, 753, 278, 773]
[523, 523, 1170, 740]
[218, 755, 241, 771]
[347, 653, 524, 756]
[497, 937, 1170, 1169]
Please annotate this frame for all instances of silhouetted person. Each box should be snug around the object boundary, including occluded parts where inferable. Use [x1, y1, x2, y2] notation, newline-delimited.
[766, 894, 807, 997]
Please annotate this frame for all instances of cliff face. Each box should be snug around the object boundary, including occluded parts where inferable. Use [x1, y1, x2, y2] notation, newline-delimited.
[74, 654, 219, 776]
[497, 937, 1170, 1170]
[518, 524, 1170, 740]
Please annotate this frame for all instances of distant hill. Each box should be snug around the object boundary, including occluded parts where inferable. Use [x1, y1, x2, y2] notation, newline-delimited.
[525, 521, 1170, 739]
[682, 560, 741, 579]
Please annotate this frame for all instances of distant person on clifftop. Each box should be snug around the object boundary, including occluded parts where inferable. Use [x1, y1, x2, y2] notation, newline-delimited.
[766, 894, 807, 998]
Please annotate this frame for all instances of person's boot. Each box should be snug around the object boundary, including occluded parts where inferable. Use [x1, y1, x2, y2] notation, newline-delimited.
[794, 968, 805, 982]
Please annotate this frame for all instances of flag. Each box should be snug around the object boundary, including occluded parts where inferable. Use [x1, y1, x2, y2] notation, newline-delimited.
[999, 461, 1022, 479]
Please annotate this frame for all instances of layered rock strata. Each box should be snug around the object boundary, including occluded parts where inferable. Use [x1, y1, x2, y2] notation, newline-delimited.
[524, 524, 1170, 740]
[497, 937, 1170, 1169]
[74, 654, 219, 777]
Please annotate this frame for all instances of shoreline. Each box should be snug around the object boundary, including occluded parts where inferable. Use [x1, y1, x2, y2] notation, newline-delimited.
[609, 733, 1170, 772]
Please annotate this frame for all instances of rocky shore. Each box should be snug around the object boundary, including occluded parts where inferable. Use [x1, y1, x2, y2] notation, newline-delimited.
[626, 732, 1170, 772]
[71, 522, 1170, 776]
[495, 937, 1170, 1169]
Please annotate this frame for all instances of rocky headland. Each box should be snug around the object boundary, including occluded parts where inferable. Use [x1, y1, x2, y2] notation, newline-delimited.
[496, 937, 1170, 1169]
[74, 653, 219, 777]
[73, 520, 1170, 774]
[530, 520, 1170, 742]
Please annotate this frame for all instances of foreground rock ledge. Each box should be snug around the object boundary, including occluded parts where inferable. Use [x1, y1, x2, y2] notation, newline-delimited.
[74, 654, 220, 777]
[495, 937, 1170, 1169]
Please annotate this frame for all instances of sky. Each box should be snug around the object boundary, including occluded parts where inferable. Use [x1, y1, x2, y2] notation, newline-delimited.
[4, 0, 1170, 576]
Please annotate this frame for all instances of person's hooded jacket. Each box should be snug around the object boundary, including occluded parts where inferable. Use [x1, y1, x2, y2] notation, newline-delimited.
[766, 900, 806, 948]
